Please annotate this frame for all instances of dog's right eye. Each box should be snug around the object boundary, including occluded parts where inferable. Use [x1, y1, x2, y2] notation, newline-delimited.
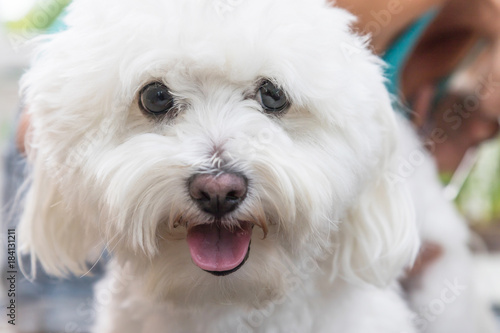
[139, 82, 175, 116]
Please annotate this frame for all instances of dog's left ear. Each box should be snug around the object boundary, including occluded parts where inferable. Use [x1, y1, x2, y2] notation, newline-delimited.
[333, 96, 420, 287]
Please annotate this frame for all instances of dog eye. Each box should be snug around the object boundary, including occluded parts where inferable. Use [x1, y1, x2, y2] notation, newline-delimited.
[257, 80, 289, 113]
[139, 82, 174, 115]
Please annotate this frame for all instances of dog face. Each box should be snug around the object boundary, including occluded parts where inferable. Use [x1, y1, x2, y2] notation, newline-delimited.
[19, 0, 418, 305]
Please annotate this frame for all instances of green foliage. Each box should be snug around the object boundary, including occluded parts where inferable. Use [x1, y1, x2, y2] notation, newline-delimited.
[5, 0, 71, 32]
[456, 137, 500, 226]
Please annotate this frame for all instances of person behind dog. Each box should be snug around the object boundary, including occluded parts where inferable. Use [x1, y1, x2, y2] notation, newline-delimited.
[335, 0, 500, 275]
[337, 0, 500, 174]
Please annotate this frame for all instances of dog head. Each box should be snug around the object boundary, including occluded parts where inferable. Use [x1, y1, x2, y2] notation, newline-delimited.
[19, 0, 418, 305]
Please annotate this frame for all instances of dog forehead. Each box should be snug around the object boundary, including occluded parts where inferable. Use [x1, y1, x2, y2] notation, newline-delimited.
[74, 0, 330, 23]
[65, 0, 353, 81]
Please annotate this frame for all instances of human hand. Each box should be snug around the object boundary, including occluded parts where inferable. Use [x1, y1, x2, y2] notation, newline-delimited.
[406, 242, 442, 278]
[403, 0, 500, 172]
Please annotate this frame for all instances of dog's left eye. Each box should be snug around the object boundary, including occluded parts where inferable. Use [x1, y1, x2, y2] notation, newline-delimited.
[139, 82, 175, 115]
[257, 80, 289, 114]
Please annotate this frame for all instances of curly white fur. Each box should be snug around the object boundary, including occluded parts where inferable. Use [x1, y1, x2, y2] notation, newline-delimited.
[17, 0, 494, 332]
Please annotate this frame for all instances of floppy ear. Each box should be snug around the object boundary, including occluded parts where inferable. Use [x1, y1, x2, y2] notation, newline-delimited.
[335, 173, 419, 286]
[18, 154, 102, 278]
[333, 93, 420, 287]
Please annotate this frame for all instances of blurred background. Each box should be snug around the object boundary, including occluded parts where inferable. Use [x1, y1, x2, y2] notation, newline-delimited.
[1, 0, 500, 332]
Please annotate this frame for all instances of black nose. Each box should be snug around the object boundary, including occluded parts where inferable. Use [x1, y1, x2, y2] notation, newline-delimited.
[188, 173, 248, 217]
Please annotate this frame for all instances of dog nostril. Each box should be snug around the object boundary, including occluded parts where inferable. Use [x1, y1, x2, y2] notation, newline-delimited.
[226, 191, 239, 201]
[188, 173, 248, 217]
[200, 191, 211, 201]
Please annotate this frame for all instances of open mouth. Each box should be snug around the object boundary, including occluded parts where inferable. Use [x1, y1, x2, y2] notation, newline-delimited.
[186, 222, 252, 276]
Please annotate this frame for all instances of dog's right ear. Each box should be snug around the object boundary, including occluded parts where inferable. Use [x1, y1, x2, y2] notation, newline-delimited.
[19, 154, 101, 278]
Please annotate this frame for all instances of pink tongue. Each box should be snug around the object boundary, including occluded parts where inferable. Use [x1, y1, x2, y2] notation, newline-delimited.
[187, 223, 252, 272]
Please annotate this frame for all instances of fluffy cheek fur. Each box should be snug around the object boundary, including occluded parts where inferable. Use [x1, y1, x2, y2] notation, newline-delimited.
[18, 0, 419, 305]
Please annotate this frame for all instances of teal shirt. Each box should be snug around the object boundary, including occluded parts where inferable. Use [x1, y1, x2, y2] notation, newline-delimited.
[382, 10, 438, 114]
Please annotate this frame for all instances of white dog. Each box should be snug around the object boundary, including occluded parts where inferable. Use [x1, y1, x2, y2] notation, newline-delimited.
[17, 0, 495, 332]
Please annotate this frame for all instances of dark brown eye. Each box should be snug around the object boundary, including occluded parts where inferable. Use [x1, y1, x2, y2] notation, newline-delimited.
[257, 80, 289, 113]
[139, 82, 174, 115]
